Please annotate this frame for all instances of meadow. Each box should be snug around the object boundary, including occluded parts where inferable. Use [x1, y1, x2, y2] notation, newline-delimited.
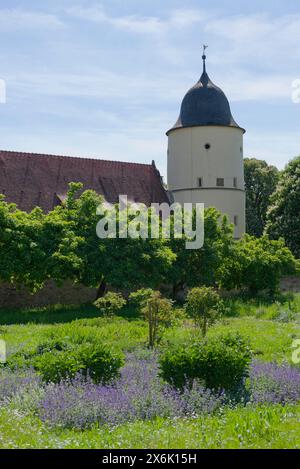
[0, 293, 300, 449]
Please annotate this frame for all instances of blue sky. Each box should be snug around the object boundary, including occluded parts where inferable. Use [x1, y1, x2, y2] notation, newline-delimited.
[0, 0, 299, 179]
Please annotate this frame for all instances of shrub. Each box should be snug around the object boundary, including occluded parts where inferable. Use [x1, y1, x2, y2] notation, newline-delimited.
[33, 343, 124, 384]
[217, 235, 296, 294]
[185, 287, 222, 336]
[37, 353, 224, 429]
[131, 289, 174, 348]
[94, 291, 126, 316]
[159, 333, 252, 391]
[129, 288, 154, 308]
[7, 338, 73, 370]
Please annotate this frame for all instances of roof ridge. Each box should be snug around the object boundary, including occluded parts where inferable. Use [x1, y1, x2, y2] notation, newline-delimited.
[0, 150, 154, 169]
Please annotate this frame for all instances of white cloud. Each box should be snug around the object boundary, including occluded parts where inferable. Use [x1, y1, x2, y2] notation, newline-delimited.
[66, 5, 207, 35]
[244, 129, 300, 169]
[7, 67, 295, 109]
[221, 73, 294, 102]
[66, 5, 163, 34]
[0, 125, 167, 177]
[0, 8, 64, 31]
[65, 6, 300, 67]
[8, 70, 186, 105]
[169, 9, 208, 29]
[204, 13, 300, 65]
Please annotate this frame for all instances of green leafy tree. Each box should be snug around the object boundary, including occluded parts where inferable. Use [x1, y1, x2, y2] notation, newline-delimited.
[1, 184, 175, 296]
[244, 158, 279, 237]
[168, 207, 234, 297]
[217, 235, 296, 294]
[0, 195, 81, 292]
[185, 287, 222, 336]
[266, 156, 300, 258]
[52, 183, 175, 296]
[131, 289, 173, 348]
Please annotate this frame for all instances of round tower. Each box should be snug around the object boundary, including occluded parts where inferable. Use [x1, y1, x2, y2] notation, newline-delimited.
[167, 49, 245, 238]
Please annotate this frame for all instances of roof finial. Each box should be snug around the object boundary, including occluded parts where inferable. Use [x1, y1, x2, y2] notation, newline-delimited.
[202, 44, 208, 73]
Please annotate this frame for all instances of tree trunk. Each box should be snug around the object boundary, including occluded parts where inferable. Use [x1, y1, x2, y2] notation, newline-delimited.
[95, 278, 107, 300]
[172, 282, 185, 302]
[148, 303, 153, 348]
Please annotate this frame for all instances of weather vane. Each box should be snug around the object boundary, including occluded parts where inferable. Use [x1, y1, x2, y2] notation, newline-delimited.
[202, 45, 208, 75]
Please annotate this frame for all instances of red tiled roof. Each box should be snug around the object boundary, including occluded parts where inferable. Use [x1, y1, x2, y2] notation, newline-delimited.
[0, 150, 169, 212]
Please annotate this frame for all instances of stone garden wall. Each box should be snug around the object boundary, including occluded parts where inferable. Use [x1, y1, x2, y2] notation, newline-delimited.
[0, 277, 299, 310]
[0, 280, 97, 310]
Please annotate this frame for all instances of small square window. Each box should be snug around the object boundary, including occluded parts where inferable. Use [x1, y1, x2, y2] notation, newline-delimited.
[198, 177, 203, 187]
[233, 177, 237, 188]
[234, 215, 238, 226]
[216, 178, 224, 187]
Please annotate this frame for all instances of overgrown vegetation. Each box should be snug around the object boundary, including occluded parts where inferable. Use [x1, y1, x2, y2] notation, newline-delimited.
[185, 287, 222, 336]
[159, 333, 252, 390]
[0, 183, 297, 298]
[266, 156, 300, 258]
[130, 289, 174, 348]
[94, 292, 126, 317]
[0, 294, 300, 449]
[1, 171, 300, 450]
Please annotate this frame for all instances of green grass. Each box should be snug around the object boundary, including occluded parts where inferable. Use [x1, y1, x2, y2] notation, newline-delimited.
[2, 294, 300, 361]
[0, 404, 299, 449]
[0, 293, 300, 449]
[164, 316, 300, 363]
[223, 292, 300, 319]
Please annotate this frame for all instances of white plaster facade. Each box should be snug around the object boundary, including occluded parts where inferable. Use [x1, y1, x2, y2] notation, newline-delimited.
[167, 125, 245, 238]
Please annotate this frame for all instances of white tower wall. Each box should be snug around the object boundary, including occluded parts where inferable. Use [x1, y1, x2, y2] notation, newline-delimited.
[167, 125, 245, 238]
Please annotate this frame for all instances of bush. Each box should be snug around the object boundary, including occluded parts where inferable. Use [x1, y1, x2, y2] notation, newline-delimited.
[33, 343, 124, 384]
[94, 292, 126, 316]
[185, 287, 222, 336]
[159, 333, 252, 391]
[129, 288, 154, 308]
[217, 235, 296, 294]
[130, 289, 173, 348]
[7, 338, 73, 370]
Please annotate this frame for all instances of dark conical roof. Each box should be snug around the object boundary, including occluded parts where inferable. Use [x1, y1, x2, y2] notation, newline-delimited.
[167, 53, 244, 134]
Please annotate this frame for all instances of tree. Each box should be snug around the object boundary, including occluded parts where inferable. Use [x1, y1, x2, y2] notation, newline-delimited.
[130, 289, 173, 348]
[168, 207, 234, 298]
[0, 195, 81, 292]
[244, 158, 279, 237]
[54, 183, 176, 296]
[217, 235, 296, 294]
[0, 184, 176, 296]
[266, 156, 300, 258]
[185, 287, 222, 336]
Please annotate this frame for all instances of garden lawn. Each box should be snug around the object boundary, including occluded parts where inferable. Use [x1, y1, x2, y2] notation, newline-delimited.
[0, 295, 300, 449]
[0, 404, 300, 449]
[2, 305, 300, 363]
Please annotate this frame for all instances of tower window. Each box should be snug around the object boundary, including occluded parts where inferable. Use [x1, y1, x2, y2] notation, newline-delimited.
[204, 143, 211, 150]
[234, 215, 238, 226]
[233, 177, 237, 188]
[216, 178, 224, 187]
[198, 177, 203, 187]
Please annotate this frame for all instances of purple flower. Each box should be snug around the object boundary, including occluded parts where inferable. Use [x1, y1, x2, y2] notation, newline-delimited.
[0, 367, 42, 403]
[37, 353, 223, 429]
[249, 361, 300, 404]
[4, 354, 300, 431]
